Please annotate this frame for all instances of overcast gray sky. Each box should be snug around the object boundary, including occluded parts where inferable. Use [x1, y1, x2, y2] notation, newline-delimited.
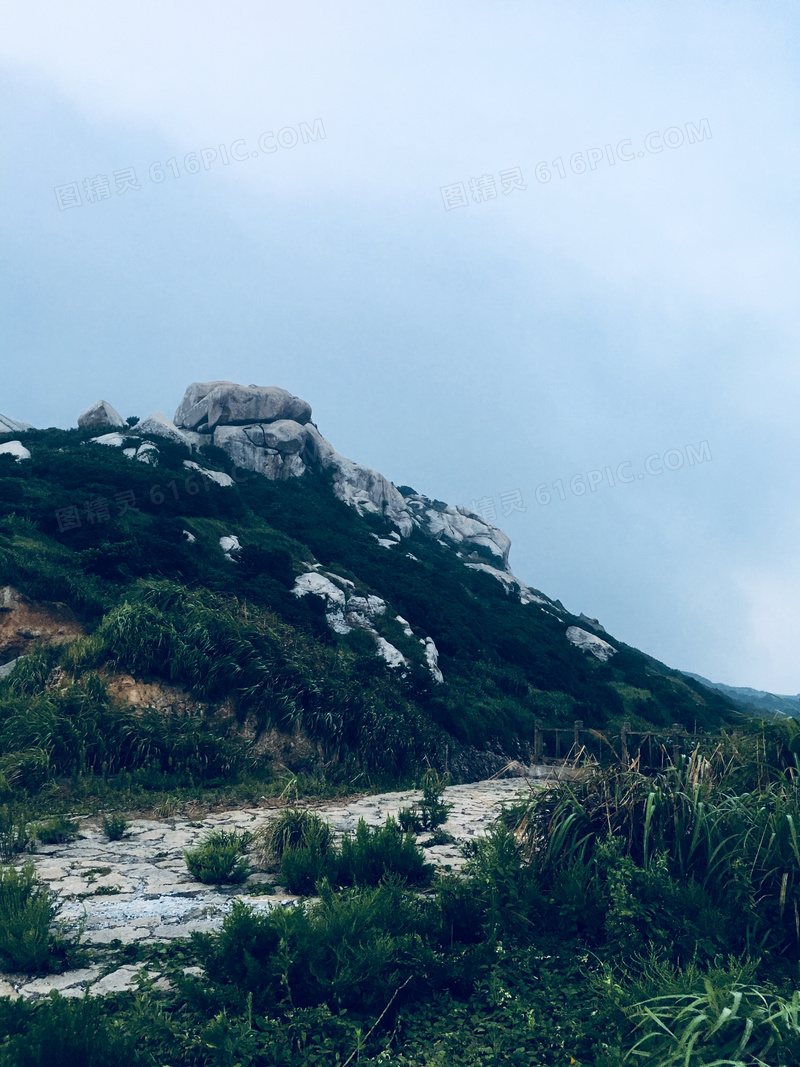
[2, 1, 799, 692]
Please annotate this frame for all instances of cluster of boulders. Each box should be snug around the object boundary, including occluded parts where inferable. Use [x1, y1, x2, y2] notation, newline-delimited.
[1, 381, 620, 666]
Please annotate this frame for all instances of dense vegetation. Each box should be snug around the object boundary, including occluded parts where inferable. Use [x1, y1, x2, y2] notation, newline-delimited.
[4, 421, 797, 1062]
[0, 424, 741, 816]
[2, 741, 800, 1064]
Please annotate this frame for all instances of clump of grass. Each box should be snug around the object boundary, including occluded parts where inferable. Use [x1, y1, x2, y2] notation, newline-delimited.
[0, 863, 61, 972]
[101, 813, 129, 841]
[253, 809, 333, 870]
[33, 817, 79, 845]
[398, 770, 452, 832]
[0, 803, 31, 861]
[184, 828, 252, 884]
[276, 815, 433, 896]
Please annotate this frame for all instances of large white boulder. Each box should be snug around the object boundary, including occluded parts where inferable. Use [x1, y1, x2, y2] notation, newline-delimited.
[566, 626, 617, 662]
[0, 441, 30, 462]
[174, 382, 312, 431]
[0, 414, 32, 434]
[78, 400, 126, 430]
[131, 412, 193, 448]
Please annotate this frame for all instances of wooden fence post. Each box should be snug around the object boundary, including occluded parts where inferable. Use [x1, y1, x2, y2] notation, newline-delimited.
[621, 721, 630, 767]
[573, 719, 583, 754]
[534, 720, 543, 763]
[671, 723, 683, 766]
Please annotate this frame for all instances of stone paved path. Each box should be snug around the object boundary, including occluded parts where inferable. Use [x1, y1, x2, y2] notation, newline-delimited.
[1, 766, 573, 1000]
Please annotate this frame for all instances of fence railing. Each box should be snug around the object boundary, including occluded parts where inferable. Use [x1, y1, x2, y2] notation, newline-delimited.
[533, 720, 737, 769]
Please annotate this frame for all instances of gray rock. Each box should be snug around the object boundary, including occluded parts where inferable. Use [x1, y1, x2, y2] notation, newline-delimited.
[174, 382, 312, 431]
[91, 965, 146, 995]
[0, 441, 31, 463]
[78, 400, 126, 430]
[566, 625, 617, 662]
[0, 659, 18, 679]
[131, 411, 192, 447]
[0, 414, 32, 434]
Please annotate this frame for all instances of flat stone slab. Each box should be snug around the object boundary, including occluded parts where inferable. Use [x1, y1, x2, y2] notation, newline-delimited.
[2, 767, 570, 999]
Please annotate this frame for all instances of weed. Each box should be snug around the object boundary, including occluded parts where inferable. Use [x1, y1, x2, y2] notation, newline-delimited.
[33, 817, 79, 845]
[101, 813, 129, 841]
[184, 829, 252, 884]
[0, 804, 31, 861]
[253, 808, 332, 869]
[398, 770, 453, 833]
[0, 864, 61, 973]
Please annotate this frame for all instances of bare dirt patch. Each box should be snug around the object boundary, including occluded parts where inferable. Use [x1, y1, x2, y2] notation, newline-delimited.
[0, 585, 84, 664]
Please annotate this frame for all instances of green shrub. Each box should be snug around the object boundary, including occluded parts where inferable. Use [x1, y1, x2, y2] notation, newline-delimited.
[33, 817, 79, 845]
[398, 769, 453, 833]
[0, 864, 58, 972]
[278, 816, 433, 895]
[101, 814, 129, 841]
[184, 828, 252, 884]
[253, 808, 332, 869]
[194, 877, 435, 1013]
[0, 993, 141, 1066]
[0, 804, 30, 862]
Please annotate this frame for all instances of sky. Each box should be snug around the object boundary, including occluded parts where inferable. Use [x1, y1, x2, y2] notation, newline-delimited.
[1, 1, 799, 693]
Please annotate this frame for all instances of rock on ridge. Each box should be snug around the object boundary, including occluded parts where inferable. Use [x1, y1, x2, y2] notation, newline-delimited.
[0, 441, 31, 463]
[566, 626, 617, 662]
[131, 412, 197, 448]
[172, 381, 546, 606]
[0, 414, 33, 434]
[78, 400, 126, 430]
[174, 381, 312, 431]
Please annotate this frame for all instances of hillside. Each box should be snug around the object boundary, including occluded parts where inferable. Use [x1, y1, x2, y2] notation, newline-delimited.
[682, 671, 800, 720]
[0, 381, 740, 794]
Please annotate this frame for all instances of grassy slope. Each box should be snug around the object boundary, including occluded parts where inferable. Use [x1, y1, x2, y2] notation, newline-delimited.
[0, 426, 740, 793]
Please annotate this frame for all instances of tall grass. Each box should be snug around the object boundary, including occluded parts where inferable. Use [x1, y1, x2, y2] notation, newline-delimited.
[504, 753, 800, 958]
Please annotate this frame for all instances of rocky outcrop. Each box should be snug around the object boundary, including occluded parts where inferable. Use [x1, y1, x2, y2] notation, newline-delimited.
[0, 441, 30, 462]
[174, 381, 312, 431]
[172, 382, 519, 568]
[0, 414, 32, 434]
[78, 400, 126, 430]
[132, 411, 197, 448]
[566, 625, 617, 662]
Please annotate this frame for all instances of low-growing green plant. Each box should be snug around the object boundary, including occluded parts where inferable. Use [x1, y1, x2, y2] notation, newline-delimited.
[0, 803, 31, 861]
[253, 808, 333, 870]
[278, 816, 433, 895]
[623, 982, 800, 1065]
[425, 828, 457, 846]
[101, 813, 129, 841]
[0, 992, 142, 1066]
[33, 816, 79, 845]
[0, 864, 61, 972]
[184, 828, 252, 884]
[398, 770, 453, 833]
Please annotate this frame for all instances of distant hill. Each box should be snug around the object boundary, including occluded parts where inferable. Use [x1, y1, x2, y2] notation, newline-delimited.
[0, 381, 743, 781]
[681, 672, 800, 720]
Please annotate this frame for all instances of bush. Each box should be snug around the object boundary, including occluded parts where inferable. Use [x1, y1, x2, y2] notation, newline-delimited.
[0, 993, 141, 1067]
[0, 864, 59, 972]
[253, 808, 332, 869]
[277, 816, 433, 895]
[398, 769, 453, 833]
[184, 828, 252, 884]
[193, 876, 436, 1013]
[33, 817, 79, 845]
[101, 814, 129, 841]
[0, 804, 30, 862]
